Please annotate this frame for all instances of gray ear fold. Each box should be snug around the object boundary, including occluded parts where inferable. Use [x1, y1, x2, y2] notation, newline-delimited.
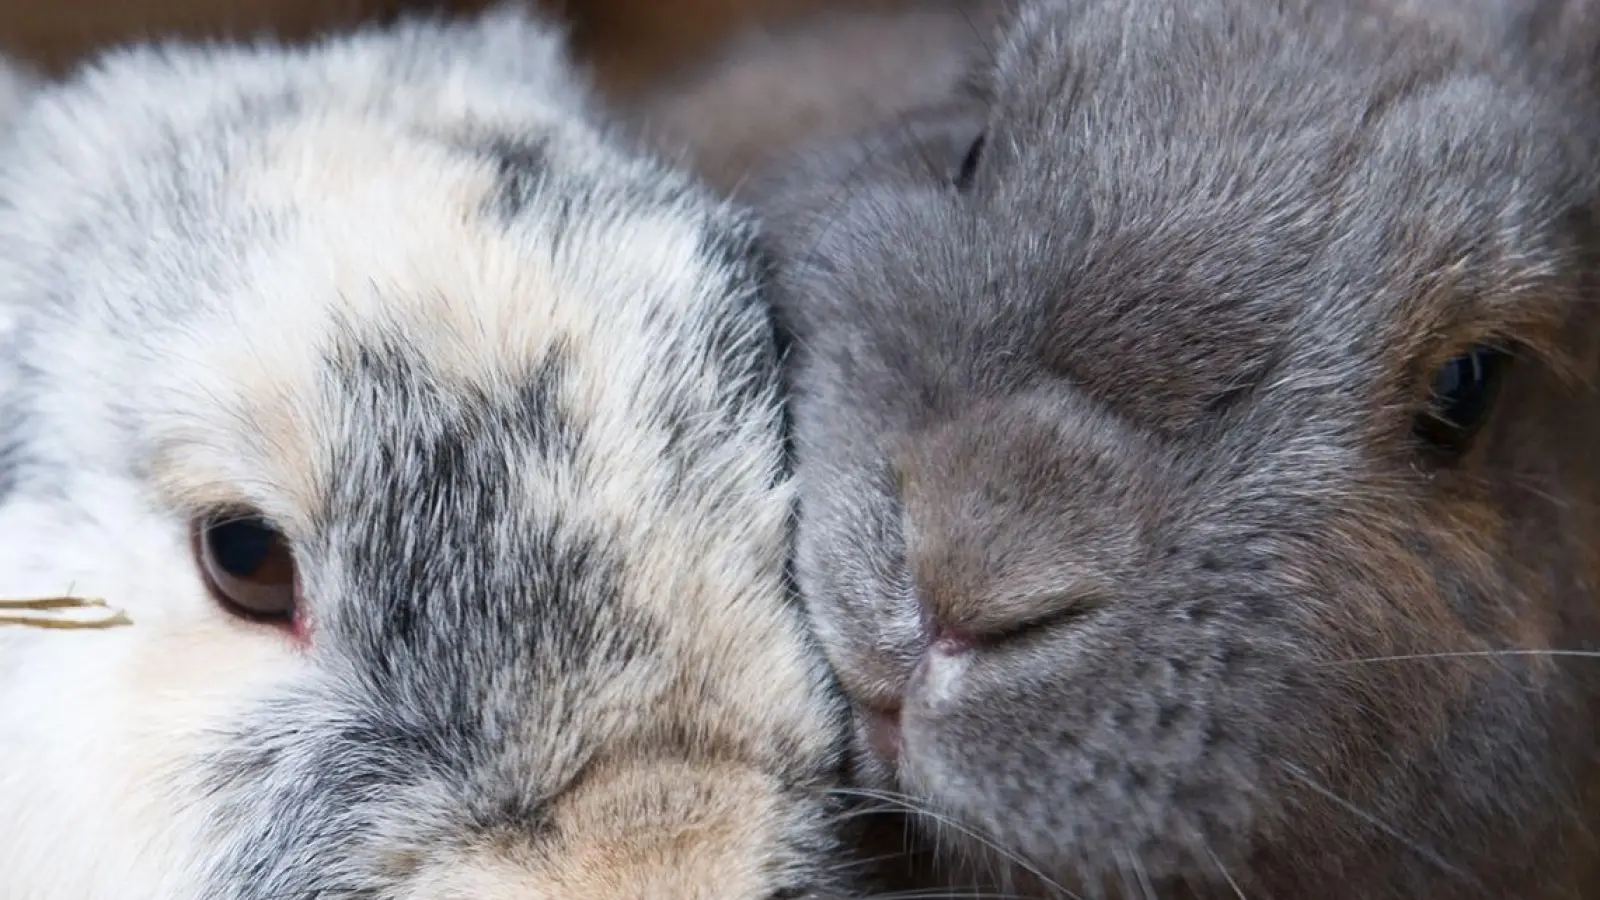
[1515, 0, 1600, 93]
[632, 0, 1003, 194]
[1400, 0, 1600, 91]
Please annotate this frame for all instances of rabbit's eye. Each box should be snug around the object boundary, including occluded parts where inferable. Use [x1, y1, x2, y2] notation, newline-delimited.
[954, 132, 986, 191]
[1416, 344, 1508, 455]
[197, 516, 298, 623]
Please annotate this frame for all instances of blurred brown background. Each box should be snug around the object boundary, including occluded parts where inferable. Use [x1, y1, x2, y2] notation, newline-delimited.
[0, 0, 833, 94]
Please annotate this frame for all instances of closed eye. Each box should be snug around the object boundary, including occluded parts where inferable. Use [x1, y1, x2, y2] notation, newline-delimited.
[992, 603, 1102, 647]
[962, 589, 1109, 650]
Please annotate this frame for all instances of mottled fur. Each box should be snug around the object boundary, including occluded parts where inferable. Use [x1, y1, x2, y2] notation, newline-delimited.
[0, 6, 852, 898]
[653, 0, 1600, 897]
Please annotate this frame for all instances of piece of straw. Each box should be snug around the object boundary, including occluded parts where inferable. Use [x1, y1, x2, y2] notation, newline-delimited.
[0, 596, 132, 629]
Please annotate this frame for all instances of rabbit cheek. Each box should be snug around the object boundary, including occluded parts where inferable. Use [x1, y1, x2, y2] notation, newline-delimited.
[891, 618, 1271, 889]
[872, 402, 1279, 884]
[0, 494, 306, 895]
[0, 617, 301, 897]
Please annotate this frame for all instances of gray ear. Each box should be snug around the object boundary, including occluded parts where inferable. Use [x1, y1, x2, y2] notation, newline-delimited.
[632, 0, 1005, 194]
[1511, 0, 1600, 91]
[1389, 0, 1600, 90]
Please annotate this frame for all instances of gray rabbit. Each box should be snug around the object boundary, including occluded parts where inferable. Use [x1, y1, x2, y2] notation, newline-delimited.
[641, 0, 1600, 897]
[0, 6, 858, 898]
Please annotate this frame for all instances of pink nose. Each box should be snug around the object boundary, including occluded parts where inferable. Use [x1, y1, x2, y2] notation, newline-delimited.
[863, 705, 903, 763]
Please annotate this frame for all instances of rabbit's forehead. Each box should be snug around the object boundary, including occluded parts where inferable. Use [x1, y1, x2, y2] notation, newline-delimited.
[138, 114, 768, 520]
[133, 117, 813, 664]
[963, 0, 1592, 428]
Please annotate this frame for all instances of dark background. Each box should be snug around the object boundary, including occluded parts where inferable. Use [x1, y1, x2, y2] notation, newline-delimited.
[0, 0, 843, 94]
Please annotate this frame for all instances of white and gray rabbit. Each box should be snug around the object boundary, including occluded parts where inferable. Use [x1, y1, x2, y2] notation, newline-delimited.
[642, 0, 1600, 897]
[0, 6, 855, 898]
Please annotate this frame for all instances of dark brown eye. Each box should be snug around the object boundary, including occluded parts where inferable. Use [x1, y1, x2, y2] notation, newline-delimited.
[197, 515, 298, 623]
[954, 131, 986, 192]
[1415, 344, 1509, 457]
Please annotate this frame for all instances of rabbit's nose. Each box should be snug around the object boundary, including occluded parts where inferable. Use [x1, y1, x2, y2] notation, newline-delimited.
[861, 628, 973, 765]
[907, 627, 973, 708]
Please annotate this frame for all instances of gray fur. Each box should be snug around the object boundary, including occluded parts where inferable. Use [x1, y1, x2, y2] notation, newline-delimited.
[655, 0, 1600, 896]
[630, 0, 1005, 195]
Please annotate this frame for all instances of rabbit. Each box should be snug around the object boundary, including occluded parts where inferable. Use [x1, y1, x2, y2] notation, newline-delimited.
[643, 0, 1600, 897]
[0, 5, 859, 899]
[629, 0, 1006, 195]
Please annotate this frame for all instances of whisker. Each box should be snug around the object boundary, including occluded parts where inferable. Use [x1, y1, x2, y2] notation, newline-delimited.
[1278, 762, 1482, 891]
[826, 786, 942, 815]
[826, 787, 1083, 900]
[1320, 649, 1600, 667]
[1203, 844, 1249, 900]
[1125, 847, 1157, 900]
[870, 883, 1030, 890]
[954, 2, 1001, 70]
[833, 850, 927, 871]
[1113, 858, 1135, 900]
[835, 802, 926, 821]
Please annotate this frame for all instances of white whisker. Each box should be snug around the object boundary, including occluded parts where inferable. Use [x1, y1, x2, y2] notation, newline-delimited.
[826, 787, 1083, 900]
[1321, 649, 1600, 667]
[1204, 844, 1249, 900]
[1279, 762, 1481, 891]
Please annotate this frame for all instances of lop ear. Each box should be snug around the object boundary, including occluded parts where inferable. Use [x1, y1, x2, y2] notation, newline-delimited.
[630, 0, 1005, 194]
[1514, 0, 1600, 93]
[1387, 0, 1600, 91]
